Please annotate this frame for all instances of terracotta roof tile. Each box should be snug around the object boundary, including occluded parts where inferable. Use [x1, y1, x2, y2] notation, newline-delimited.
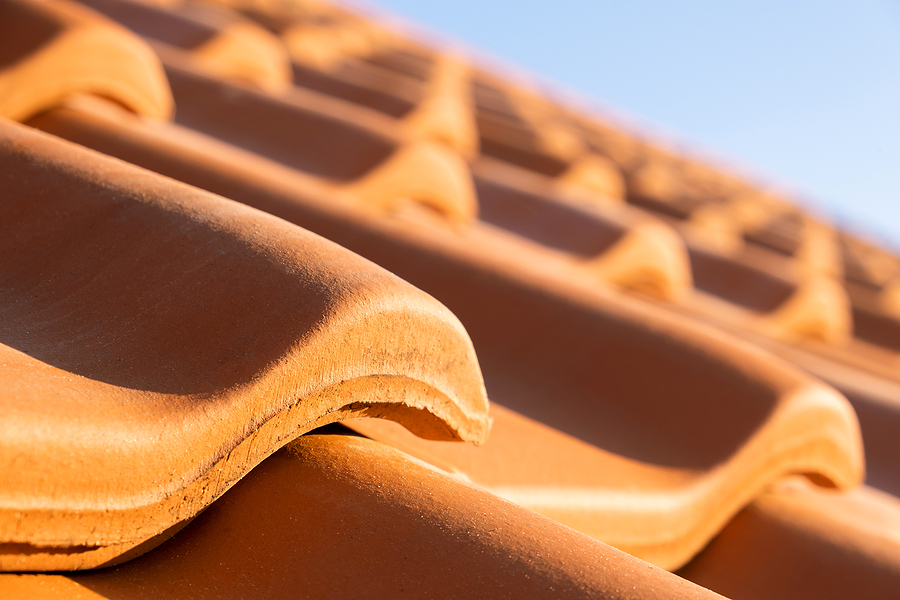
[0, 117, 489, 570]
[289, 55, 422, 116]
[679, 478, 900, 600]
[0, 0, 172, 120]
[401, 53, 478, 158]
[1, 432, 726, 599]
[471, 155, 691, 300]
[342, 357, 862, 572]
[556, 153, 627, 203]
[76, 0, 292, 90]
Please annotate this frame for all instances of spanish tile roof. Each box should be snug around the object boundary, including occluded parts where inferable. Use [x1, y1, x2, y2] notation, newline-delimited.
[2, 0, 900, 597]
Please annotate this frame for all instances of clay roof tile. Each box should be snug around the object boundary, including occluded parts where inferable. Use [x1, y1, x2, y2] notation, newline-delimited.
[0, 0, 172, 120]
[1, 432, 728, 599]
[0, 117, 489, 571]
[679, 478, 900, 600]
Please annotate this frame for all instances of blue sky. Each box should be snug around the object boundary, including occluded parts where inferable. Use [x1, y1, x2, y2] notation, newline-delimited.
[360, 0, 900, 247]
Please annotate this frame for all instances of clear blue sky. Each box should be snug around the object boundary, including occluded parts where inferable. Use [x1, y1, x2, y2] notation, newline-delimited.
[360, 0, 900, 247]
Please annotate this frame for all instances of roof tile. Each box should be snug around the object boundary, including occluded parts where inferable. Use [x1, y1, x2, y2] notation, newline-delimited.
[2, 432, 727, 599]
[0, 0, 172, 120]
[0, 117, 489, 570]
[679, 478, 900, 600]
[76, 0, 292, 89]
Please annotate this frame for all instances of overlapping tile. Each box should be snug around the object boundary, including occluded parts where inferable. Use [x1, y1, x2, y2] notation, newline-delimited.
[75, 0, 291, 90]
[471, 155, 691, 300]
[0, 0, 172, 120]
[342, 335, 863, 572]
[473, 76, 583, 177]
[679, 477, 900, 600]
[0, 431, 726, 600]
[0, 118, 489, 570]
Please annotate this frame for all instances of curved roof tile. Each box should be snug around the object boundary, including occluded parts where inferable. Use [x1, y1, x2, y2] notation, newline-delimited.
[0, 0, 172, 120]
[0, 119, 489, 571]
[1, 432, 727, 599]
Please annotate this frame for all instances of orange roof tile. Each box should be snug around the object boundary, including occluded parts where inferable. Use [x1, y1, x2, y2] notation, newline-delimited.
[0, 0, 172, 120]
[679, 478, 900, 599]
[0, 117, 488, 570]
[76, 0, 292, 89]
[1, 431, 727, 599]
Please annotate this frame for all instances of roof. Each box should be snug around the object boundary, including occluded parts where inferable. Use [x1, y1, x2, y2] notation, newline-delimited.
[1, 0, 900, 597]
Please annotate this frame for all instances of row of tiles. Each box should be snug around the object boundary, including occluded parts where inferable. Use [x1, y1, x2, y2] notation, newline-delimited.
[0, 100, 868, 576]
[7, 428, 900, 600]
[62, 0, 900, 375]
[8, 0, 900, 495]
[7, 0, 900, 316]
[133, 0, 900, 497]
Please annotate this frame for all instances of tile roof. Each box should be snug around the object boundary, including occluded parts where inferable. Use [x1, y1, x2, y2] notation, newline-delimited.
[2, 0, 900, 596]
